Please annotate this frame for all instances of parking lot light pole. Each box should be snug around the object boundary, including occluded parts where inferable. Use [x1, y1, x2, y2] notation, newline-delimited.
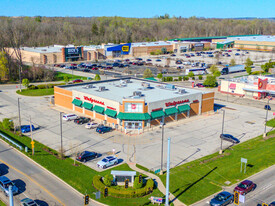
[17, 98, 22, 135]
[60, 112, 63, 157]
[219, 109, 225, 154]
[263, 98, 270, 138]
[160, 122, 165, 174]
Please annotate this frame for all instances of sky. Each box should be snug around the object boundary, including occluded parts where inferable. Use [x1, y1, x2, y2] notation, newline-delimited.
[1, 0, 275, 18]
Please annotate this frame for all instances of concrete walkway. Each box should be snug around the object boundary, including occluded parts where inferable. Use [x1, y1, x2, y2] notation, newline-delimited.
[128, 163, 186, 206]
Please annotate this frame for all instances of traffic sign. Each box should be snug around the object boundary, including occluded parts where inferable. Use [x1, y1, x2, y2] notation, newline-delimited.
[139, 174, 142, 184]
[31, 141, 35, 145]
[104, 187, 108, 197]
[262, 203, 268, 206]
[84, 195, 89, 205]
[234, 191, 239, 205]
[125, 179, 129, 189]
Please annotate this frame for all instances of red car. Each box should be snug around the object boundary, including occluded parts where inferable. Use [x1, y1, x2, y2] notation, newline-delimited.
[71, 63, 77, 66]
[72, 79, 83, 83]
[228, 50, 232, 52]
[234, 180, 256, 195]
[106, 66, 113, 70]
[92, 67, 98, 70]
[196, 83, 205, 87]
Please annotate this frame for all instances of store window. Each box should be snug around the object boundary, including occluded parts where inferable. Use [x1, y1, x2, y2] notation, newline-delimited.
[125, 121, 142, 129]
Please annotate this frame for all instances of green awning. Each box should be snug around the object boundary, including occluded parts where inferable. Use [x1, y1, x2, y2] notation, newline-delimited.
[165, 107, 178, 116]
[151, 110, 165, 119]
[83, 102, 93, 110]
[93, 105, 105, 114]
[105, 109, 117, 118]
[178, 104, 190, 113]
[117, 113, 151, 120]
[72, 99, 82, 107]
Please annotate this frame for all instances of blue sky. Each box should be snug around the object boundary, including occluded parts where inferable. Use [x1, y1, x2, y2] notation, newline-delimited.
[2, 0, 274, 18]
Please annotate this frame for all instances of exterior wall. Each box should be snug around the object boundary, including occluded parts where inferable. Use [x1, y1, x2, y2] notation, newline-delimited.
[234, 40, 275, 51]
[54, 87, 73, 110]
[7, 48, 42, 64]
[201, 92, 214, 113]
[132, 47, 148, 57]
[74, 106, 83, 113]
[190, 102, 199, 116]
[220, 80, 247, 95]
[95, 113, 105, 121]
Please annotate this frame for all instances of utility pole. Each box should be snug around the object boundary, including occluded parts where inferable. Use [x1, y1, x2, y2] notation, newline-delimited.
[160, 122, 165, 174]
[19, 65, 22, 92]
[165, 138, 171, 206]
[263, 98, 270, 137]
[18, 98, 22, 135]
[60, 112, 63, 157]
[219, 110, 225, 154]
[30, 116, 34, 155]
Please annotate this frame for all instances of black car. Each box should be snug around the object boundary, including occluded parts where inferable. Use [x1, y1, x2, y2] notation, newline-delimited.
[176, 60, 182, 64]
[76, 151, 98, 162]
[170, 54, 176, 57]
[118, 64, 124, 68]
[112, 62, 120, 67]
[264, 105, 271, 110]
[74, 117, 91, 125]
[220, 134, 240, 144]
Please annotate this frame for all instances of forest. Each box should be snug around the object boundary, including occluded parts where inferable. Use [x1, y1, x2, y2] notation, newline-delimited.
[0, 16, 275, 47]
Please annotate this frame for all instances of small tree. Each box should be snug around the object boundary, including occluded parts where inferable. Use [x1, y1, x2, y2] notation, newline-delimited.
[198, 75, 203, 80]
[203, 75, 217, 87]
[246, 67, 252, 75]
[161, 47, 167, 54]
[143, 68, 153, 78]
[213, 70, 221, 77]
[22, 78, 30, 88]
[245, 58, 253, 68]
[178, 76, 183, 81]
[209, 65, 218, 74]
[94, 74, 101, 81]
[2, 118, 14, 131]
[64, 76, 69, 84]
[230, 59, 236, 66]
[188, 71, 194, 78]
[103, 174, 113, 187]
[133, 176, 143, 189]
[157, 73, 163, 80]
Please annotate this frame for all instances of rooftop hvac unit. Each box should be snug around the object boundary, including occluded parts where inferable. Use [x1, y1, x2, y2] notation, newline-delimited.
[178, 88, 186, 94]
[133, 91, 142, 96]
[141, 82, 150, 88]
[99, 86, 105, 91]
[165, 84, 175, 90]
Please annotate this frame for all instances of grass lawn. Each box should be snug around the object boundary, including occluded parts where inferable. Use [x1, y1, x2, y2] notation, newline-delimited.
[54, 72, 88, 81]
[0, 200, 6, 206]
[0, 128, 162, 206]
[266, 118, 275, 127]
[159, 132, 275, 205]
[16, 88, 54, 96]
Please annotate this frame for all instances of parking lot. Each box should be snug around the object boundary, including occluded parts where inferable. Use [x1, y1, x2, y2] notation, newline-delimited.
[0, 85, 274, 172]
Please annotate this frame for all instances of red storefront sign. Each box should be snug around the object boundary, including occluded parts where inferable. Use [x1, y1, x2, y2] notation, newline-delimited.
[165, 99, 189, 107]
[193, 100, 199, 103]
[152, 108, 163, 112]
[84, 96, 105, 105]
[107, 106, 116, 111]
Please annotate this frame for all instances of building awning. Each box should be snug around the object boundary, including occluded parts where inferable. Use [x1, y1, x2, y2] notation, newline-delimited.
[72, 99, 83, 107]
[117, 112, 151, 120]
[243, 88, 265, 93]
[83, 102, 93, 110]
[151, 110, 165, 119]
[229, 83, 236, 89]
[105, 109, 117, 118]
[93, 105, 105, 114]
[165, 107, 178, 116]
[178, 104, 190, 113]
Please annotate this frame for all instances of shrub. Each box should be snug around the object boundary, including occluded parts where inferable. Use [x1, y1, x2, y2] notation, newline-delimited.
[198, 75, 203, 80]
[133, 177, 143, 189]
[174, 79, 178, 81]
[192, 77, 195, 80]
[2, 118, 14, 131]
[178, 76, 182, 81]
[103, 174, 113, 187]
[188, 72, 194, 78]
[162, 77, 166, 82]
[28, 85, 38, 90]
[183, 76, 189, 81]
[251, 71, 261, 75]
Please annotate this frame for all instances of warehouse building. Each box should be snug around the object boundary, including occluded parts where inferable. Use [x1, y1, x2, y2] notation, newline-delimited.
[54, 78, 214, 131]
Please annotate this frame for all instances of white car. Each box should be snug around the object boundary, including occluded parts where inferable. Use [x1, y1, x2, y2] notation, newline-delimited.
[62, 114, 78, 121]
[85, 122, 98, 129]
[97, 156, 118, 169]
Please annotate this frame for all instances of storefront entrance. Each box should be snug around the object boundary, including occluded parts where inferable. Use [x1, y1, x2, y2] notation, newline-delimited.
[124, 121, 142, 130]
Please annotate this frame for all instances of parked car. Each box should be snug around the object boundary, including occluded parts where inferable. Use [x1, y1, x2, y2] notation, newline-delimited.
[0, 176, 18, 196]
[74, 117, 91, 125]
[62, 114, 78, 121]
[264, 105, 271, 110]
[269, 202, 275, 206]
[190, 53, 195, 57]
[85, 122, 99, 129]
[210, 191, 233, 206]
[156, 59, 161, 62]
[220, 134, 240, 144]
[235, 53, 240, 56]
[76, 151, 98, 162]
[20, 198, 38, 206]
[60, 64, 66, 68]
[21, 125, 35, 133]
[113, 62, 120, 67]
[234, 180, 256, 195]
[170, 54, 176, 57]
[72, 79, 83, 83]
[54, 64, 61, 67]
[208, 54, 214, 57]
[96, 126, 112, 134]
[97, 156, 118, 169]
[196, 83, 205, 88]
[176, 60, 182, 64]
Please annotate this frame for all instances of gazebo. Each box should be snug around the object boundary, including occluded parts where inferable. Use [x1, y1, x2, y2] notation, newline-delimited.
[111, 170, 137, 186]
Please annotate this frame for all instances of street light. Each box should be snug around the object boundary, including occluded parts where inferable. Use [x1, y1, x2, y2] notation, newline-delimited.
[219, 109, 225, 154]
[60, 112, 64, 157]
[17, 98, 22, 135]
[160, 122, 165, 174]
[263, 98, 270, 138]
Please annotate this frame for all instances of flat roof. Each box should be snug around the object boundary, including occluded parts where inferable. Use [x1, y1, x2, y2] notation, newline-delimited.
[132, 41, 172, 47]
[231, 35, 275, 42]
[22, 46, 63, 53]
[111, 170, 136, 176]
[59, 78, 206, 104]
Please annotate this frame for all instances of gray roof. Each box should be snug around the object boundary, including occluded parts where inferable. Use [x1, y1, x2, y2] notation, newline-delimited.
[229, 35, 275, 42]
[62, 78, 204, 104]
[111, 170, 136, 176]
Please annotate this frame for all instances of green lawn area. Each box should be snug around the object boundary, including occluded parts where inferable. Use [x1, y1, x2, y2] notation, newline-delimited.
[0, 128, 162, 206]
[0, 200, 6, 206]
[54, 72, 88, 81]
[16, 88, 54, 96]
[159, 132, 275, 205]
[266, 118, 275, 127]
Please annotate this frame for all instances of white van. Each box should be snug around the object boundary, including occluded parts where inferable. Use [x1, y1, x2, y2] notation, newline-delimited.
[62, 114, 78, 121]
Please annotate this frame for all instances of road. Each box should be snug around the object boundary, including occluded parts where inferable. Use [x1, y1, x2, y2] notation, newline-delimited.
[0, 140, 100, 206]
[192, 165, 275, 206]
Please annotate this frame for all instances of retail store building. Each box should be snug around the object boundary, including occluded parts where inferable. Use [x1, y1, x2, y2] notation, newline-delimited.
[54, 78, 214, 130]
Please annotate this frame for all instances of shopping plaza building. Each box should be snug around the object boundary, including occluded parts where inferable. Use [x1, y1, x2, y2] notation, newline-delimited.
[54, 78, 214, 130]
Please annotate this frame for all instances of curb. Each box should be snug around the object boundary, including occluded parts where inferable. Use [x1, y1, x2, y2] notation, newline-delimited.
[0, 138, 107, 206]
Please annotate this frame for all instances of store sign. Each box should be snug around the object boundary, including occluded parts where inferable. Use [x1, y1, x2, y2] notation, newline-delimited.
[67, 48, 80, 54]
[84, 96, 105, 105]
[165, 99, 189, 107]
[125, 103, 143, 113]
[107, 106, 116, 111]
[122, 46, 129, 52]
[152, 108, 163, 112]
[193, 100, 199, 103]
[195, 43, 204, 47]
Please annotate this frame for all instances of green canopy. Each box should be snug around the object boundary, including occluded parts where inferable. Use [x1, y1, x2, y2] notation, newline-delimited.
[117, 113, 151, 120]
[105, 109, 117, 118]
[165, 107, 178, 116]
[93, 105, 105, 114]
[178, 104, 190, 113]
[83, 102, 93, 110]
[151, 110, 165, 119]
[72, 99, 82, 107]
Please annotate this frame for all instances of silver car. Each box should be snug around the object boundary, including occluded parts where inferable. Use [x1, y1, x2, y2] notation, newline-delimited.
[0, 176, 18, 196]
[97, 156, 118, 169]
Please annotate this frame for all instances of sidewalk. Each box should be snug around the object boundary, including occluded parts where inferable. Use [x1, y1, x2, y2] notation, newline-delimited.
[128, 163, 186, 206]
